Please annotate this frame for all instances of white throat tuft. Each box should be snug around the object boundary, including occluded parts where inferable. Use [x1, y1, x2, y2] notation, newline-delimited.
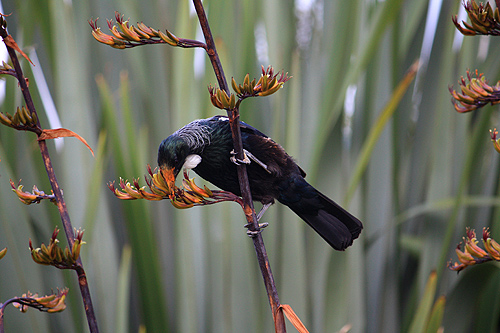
[183, 154, 202, 170]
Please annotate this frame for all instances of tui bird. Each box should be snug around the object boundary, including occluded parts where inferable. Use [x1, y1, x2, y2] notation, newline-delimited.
[157, 115, 362, 250]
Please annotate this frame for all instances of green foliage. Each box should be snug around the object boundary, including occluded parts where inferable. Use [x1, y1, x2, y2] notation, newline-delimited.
[1, 0, 500, 331]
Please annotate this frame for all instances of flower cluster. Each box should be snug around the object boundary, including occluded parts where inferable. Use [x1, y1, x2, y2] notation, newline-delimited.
[452, 0, 500, 36]
[209, 66, 291, 110]
[208, 86, 238, 110]
[233, 66, 292, 98]
[11, 288, 68, 313]
[0, 106, 40, 132]
[89, 12, 180, 49]
[449, 70, 500, 113]
[448, 228, 500, 272]
[109, 165, 241, 209]
[29, 228, 85, 269]
[10, 179, 56, 205]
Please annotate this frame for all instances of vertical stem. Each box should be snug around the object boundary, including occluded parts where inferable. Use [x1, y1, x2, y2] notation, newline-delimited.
[192, 1, 286, 331]
[38, 140, 99, 333]
[0, 27, 99, 333]
[37, 141, 76, 244]
[191, 0, 227, 93]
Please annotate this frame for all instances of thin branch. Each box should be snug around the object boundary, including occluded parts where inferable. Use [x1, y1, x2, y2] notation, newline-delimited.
[0, 18, 99, 333]
[0, 68, 16, 77]
[191, 1, 286, 331]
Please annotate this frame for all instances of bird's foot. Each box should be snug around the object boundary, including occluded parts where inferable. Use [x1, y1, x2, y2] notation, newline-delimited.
[230, 149, 272, 174]
[230, 149, 251, 165]
[244, 222, 269, 238]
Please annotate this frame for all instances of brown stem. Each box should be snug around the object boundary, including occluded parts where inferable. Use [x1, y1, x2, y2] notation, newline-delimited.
[0, 27, 100, 333]
[192, 1, 286, 331]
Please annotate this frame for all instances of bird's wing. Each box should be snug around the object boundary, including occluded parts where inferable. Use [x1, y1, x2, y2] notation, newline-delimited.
[239, 120, 307, 178]
[239, 120, 269, 138]
[210, 115, 307, 178]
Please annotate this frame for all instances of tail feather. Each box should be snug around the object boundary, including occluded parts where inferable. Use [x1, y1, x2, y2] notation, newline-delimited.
[279, 177, 363, 250]
[290, 204, 362, 250]
[317, 191, 363, 241]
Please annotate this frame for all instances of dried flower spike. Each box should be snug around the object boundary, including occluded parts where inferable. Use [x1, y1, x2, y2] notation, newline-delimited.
[449, 70, 500, 113]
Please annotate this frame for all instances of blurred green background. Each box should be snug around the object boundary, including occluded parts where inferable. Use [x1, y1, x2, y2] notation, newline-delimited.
[1, 0, 500, 332]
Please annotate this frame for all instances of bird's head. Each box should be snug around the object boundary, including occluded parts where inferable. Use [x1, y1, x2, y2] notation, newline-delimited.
[158, 134, 203, 190]
[157, 135, 190, 190]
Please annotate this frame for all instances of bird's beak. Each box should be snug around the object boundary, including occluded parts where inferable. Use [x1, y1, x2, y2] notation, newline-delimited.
[160, 166, 177, 192]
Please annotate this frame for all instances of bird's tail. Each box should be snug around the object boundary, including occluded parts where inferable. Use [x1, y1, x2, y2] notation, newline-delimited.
[279, 179, 362, 250]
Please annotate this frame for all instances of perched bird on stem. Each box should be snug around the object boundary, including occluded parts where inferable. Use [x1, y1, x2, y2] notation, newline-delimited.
[158, 115, 362, 250]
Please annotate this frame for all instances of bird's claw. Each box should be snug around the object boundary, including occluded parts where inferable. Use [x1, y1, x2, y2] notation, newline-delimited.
[244, 222, 269, 237]
[230, 149, 272, 174]
[230, 149, 251, 165]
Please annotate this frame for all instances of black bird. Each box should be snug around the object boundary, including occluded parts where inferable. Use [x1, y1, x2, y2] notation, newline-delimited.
[157, 115, 362, 250]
